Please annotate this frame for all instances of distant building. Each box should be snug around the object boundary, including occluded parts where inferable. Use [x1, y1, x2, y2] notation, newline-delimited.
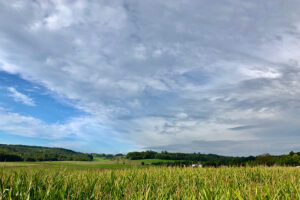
[192, 164, 203, 168]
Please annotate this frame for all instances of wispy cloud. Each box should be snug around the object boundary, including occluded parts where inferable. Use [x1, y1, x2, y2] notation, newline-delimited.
[0, 108, 121, 144]
[8, 87, 35, 106]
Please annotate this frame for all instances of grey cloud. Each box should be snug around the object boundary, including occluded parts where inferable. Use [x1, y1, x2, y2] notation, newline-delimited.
[229, 125, 261, 131]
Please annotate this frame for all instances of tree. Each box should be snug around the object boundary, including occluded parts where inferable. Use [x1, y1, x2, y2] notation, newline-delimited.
[256, 154, 276, 166]
[278, 154, 300, 166]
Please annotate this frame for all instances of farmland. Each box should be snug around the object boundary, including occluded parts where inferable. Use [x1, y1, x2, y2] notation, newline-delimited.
[0, 162, 299, 199]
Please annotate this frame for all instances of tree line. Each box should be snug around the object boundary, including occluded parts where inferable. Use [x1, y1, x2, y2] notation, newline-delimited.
[2, 144, 299, 166]
[0, 144, 93, 162]
[126, 150, 300, 167]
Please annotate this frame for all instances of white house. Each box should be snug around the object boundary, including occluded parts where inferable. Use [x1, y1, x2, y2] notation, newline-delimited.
[192, 164, 203, 168]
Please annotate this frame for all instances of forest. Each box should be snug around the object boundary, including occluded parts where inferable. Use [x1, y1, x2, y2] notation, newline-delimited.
[0, 144, 93, 161]
[126, 150, 300, 167]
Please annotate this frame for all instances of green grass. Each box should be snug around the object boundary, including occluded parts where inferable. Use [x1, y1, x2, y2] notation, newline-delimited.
[138, 159, 178, 163]
[121, 158, 181, 165]
[91, 157, 113, 162]
[0, 163, 299, 199]
[0, 161, 143, 170]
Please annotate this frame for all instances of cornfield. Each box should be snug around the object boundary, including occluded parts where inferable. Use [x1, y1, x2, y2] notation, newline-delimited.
[0, 166, 299, 199]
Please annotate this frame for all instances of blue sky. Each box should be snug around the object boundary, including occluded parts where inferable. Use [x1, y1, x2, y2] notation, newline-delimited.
[0, 0, 300, 155]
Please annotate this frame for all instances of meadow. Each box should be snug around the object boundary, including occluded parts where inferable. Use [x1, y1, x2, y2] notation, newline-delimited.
[0, 162, 299, 199]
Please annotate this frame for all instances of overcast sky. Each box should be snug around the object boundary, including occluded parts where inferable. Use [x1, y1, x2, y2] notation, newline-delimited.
[0, 0, 300, 155]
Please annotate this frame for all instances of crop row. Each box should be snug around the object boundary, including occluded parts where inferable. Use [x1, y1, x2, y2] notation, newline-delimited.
[0, 167, 299, 199]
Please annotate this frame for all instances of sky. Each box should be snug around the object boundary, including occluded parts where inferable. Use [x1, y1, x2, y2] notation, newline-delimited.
[0, 0, 300, 156]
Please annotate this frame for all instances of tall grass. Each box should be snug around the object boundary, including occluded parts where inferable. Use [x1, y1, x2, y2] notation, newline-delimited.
[0, 166, 299, 199]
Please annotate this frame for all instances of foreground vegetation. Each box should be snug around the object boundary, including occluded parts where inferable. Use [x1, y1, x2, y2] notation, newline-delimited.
[0, 164, 299, 199]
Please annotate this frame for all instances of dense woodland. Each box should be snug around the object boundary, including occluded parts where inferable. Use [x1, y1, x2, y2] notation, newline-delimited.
[0, 144, 93, 161]
[91, 153, 124, 159]
[126, 150, 300, 167]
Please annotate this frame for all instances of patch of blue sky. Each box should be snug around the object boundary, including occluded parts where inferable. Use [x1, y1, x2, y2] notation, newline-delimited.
[182, 70, 211, 85]
[0, 131, 51, 147]
[0, 130, 136, 154]
[0, 71, 84, 123]
[73, 139, 137, 154]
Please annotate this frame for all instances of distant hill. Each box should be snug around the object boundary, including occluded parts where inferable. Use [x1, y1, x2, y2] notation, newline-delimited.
[0, 144, 93, 162]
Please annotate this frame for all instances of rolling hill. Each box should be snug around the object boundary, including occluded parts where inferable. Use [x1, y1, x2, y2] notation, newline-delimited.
[0, 144, 93, 161]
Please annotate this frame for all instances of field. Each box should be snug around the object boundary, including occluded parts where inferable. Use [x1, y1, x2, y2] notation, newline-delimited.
[0, 162, 300, 199]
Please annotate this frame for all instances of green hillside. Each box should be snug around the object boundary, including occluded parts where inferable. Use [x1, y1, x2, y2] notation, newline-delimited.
[0, 144, 93, 162]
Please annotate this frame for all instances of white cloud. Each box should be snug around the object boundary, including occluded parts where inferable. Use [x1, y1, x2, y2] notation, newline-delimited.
[0, 108, 120, 143]
[50, 141, 87, 149]
[8, 87, 35, 106]
[176, 113, 188, 119]
[0, 110, 62, 138]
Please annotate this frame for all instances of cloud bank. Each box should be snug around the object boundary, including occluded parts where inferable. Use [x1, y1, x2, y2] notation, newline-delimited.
[0, 0, 300, 155]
